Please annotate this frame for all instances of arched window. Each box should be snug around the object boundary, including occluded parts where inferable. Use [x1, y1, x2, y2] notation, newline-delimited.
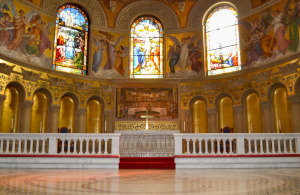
[53, 5, 89, 75]
[130, 16, 163, 78]
[205, 6, 241, 76]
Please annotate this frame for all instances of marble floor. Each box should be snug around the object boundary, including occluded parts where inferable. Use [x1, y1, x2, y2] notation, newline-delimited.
[0, 168, 299, 195]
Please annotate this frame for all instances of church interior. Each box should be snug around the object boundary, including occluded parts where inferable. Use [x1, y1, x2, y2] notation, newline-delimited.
[0, 0, 300, 194]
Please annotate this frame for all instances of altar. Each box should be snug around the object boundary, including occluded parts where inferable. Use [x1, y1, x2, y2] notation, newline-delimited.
[128, 107, 167, 116]
[115, 130, 179, 157]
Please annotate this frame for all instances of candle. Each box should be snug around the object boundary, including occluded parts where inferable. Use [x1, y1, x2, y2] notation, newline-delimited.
[184, 121, 186, 133]
[11, 118, 13, 129]
[251, 123, 253, 133]
[279, 119, 281, 131]
[40, 121, 42, 133]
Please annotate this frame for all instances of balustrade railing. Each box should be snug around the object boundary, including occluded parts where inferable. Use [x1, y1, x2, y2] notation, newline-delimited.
[174, 133, 300, 156]
[0, 133, 121, 156]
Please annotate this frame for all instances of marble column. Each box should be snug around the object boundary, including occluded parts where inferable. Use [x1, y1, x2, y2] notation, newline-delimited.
[76, 107, 87, 133]
[233, 104, 245, 133]
[260, 100, 274, 133]
[287, 95, 300, 133]
[0, 94, 6, 127]
[19, 100, 34, 133]
[207, 107, 217, 133]
[47, 104, 61, 133]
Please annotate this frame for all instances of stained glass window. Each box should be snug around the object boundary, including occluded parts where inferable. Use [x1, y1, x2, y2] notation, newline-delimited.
[206, 6, 241, 76]
[53, 5, 88, 75]
[130, 16, 163, 78]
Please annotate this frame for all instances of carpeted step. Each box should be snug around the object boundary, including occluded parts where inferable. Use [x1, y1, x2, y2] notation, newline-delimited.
[119, 157, 175, 169]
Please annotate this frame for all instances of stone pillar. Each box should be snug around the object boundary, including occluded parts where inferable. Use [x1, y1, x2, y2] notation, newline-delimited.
[288, 95, 300, 133]
[207, 107, 217, 133]
[47, 104, 61, 133]
[233, 104, 245, 133]
[260, 100, 274, 133]
[0, 94, 6, 126]
[76, 107, 87, 133]
[19, 100, 34, 133]
[184, 109, 190, 133]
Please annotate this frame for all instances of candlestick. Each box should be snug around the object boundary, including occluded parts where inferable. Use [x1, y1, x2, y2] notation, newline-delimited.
[279, 119, 281, 130]
[11, 118, 13, 129]
[40, 121, 42, 133]
[251, 123, 253, 133]
[105, 120, 107, 133]
[184, 121, 186, 133]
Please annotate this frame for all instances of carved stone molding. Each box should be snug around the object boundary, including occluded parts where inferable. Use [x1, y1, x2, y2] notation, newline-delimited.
[253, 70, 272, 83]
[77, 107, 87, 114]
[21, 68, 41, 82]
[115, 1, 179, 31]
[100, 83, 114, 93]
[207, 107, 217, 115]
[227, 77, 245, 88]
[42, 0, 107, 27]
[287, 95, 300, 104]
[233, 104, 244, 113]
[22, 100, 34, 109]
[50, 104, 61, 113]
[201, 83, 224, 91]
[181, 84, 194, 93]
[48, 75, 67, 87]
[278, 60, 300, 76]
[188, 0, 251, 30]
[0, 94, 6, 102]
[74, 81, 92, 91]
[260, 100, 272, 109]
[0, 63, 15, 75]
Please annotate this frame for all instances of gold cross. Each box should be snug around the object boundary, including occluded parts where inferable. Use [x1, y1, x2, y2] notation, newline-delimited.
[141, 110, 153, 130]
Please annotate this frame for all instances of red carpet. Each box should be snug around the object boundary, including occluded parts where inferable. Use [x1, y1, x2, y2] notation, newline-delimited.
[119, 157, 175, 169]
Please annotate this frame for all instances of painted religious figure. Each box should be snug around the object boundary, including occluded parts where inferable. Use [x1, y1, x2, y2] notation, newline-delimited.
[130, 16, 163, 78]
[116, 88, 178, 120]
[53, 4, 88, 75]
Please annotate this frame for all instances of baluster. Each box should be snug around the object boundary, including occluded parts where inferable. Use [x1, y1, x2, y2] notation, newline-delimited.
[253, 139, 257, 154]
[29, 139, 33, 154]
[271, 139, 275, 154]
[259, 139, 263, 154]
[229, 139, 233, 154]
[0, 139, 3, 154]
[92, 139, 95, 154]
[79, 139, 83, 154]
[289, 139, 293, 154]
[24, 139, 28, 154]
[85, 139, 89, 154]
[205, 139, 209, 154]
[193, 139, 196, 154]
[283, 139, 287, 154]
[41, 139, 45, 154]
[17, 139, 22, 154]
[5, 139, 9, 154]
[104, 139, 108, 155]
[198, 139, 202, 154]
[186, 139, 190, 154]
[73, 139, 77, 154]
[265, 139, 270, 154]
[12, 139, 16, 154]
[216, 139, 220, 155]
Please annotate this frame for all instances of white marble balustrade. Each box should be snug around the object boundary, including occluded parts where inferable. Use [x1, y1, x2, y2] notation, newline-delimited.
[174, 133, 300, 156]
[0, 133, 121, 156]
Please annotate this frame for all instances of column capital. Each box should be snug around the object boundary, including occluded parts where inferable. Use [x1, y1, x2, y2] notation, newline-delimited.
[21, 100, 34, 109]
[50, 104, 61, 113]
[287, 95, 300, 104]
[0, 94, 6, 103]
[233, 104, 244, 113]
[260, 100, 272, 109]
[207, 107, 217, 115]
[77, 107, 87, 114]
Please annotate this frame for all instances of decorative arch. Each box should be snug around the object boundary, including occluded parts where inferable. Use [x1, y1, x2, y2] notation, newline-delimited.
[86, 95, 105, 109]
[190, 96, 208, 133]
[216, 93, 235, 131]
[115, 1, 179, 31]
[59, 93, 78, 132]
[241, 88, 260, 103]
[188, 0, 251, 29]
[32, 88, 53, 104]
[215, 93, 234, 108]
[59, 92, 79, 107]
[189, 95, 208, 107]
[267, 82, 287, 100]
[5, 81, 26, 102]
[42, 0, 106, 27]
